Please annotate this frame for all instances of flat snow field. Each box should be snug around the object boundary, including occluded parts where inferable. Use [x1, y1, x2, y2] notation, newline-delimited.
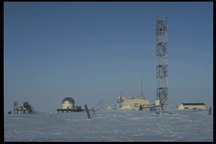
[4, 108, 213, 142]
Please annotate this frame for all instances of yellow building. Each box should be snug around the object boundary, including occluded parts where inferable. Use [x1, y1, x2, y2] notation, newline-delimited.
[117, 95, 150, 111]
[177, 103, 206, 110]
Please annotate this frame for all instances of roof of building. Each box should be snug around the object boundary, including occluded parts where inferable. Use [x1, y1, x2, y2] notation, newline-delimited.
[62, 97, 75, 104]
[182, 103, 205, 105]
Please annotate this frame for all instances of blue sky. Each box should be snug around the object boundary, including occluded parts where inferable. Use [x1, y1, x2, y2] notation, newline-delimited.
[4, 2, 213, 113]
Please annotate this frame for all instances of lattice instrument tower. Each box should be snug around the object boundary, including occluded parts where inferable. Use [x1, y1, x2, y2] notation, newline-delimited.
[155, 15, 169, 112]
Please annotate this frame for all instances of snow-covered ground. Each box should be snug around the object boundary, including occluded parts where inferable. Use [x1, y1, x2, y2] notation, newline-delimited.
[4, 107, 213, 142]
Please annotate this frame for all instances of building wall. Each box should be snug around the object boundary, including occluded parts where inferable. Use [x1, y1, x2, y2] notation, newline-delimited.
[117, 98, 150, 111]
[62, 101, 73, 109]
[184, 105, 206, 110]
[177, 104, 206, 110]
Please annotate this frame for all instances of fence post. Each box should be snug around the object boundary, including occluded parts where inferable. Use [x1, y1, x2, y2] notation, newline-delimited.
[85, 104, 91, 119]
[209, 107, 211, 115]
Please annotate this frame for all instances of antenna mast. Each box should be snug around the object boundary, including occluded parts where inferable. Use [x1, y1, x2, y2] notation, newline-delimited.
[155, 15, 169, 112]
[140, 74, 144, 99]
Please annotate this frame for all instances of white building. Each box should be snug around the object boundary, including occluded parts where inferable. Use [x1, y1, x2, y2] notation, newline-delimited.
[117, 95, 150, 111]
[62, 97, 75, 109]
[177, 103, 206, 110]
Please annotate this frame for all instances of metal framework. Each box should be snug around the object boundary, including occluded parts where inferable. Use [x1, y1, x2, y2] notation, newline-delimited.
[155, 15, 168, 112]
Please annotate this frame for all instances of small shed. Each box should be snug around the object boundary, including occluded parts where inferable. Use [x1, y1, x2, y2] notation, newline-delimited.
[177, 103, 206, 110]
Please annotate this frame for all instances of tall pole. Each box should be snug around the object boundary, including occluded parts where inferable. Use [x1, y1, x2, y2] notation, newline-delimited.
[140, 74, 144, 99]
[140, 74, 142, 98]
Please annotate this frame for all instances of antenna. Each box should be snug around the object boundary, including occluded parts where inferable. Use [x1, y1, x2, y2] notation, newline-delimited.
[140, 74, 144, 99]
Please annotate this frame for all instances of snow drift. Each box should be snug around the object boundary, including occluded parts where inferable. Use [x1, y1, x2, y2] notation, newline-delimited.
[4, 109, 213, 142]
[106, 106, 112, 110]
[120, 105, 133, 110]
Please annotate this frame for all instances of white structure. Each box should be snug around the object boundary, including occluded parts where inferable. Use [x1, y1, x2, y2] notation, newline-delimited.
[62, 97, 75, 109]
[177, 103, 206, 110]
[117, 95, 150, 111]
[155, 99, 160, 106]
[117, 75, 150, 111]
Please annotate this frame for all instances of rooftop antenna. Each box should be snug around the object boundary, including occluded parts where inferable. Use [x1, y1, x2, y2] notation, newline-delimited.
[140, 74, 144, 99]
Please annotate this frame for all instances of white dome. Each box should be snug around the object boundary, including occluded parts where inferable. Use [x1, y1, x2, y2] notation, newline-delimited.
[62, 97, 75, 109]
[62, 97, 75, 104]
